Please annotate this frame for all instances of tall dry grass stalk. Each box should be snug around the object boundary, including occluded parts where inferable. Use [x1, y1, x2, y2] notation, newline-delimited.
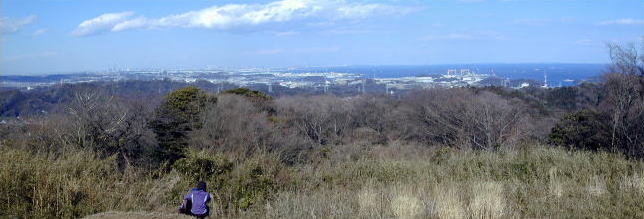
[357, 184, 380, 218]
[390, 186, 422, 219]
[469, 181, 506, 219]
[548, 167, 564, 198]
[586, 175, 607, 197]
[432, 183, 466, 219]
[620, 172, 644, 193]
[264, 190, 356, 219]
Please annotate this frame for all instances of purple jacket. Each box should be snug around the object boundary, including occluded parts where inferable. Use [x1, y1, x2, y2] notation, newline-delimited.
[184, 188, 211, 215]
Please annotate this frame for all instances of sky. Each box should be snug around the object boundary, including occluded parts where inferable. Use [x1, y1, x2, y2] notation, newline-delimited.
[0, 0, 643, 75]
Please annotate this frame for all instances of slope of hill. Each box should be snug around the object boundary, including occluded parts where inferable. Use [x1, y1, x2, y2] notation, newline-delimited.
[83, 212, 192, 219]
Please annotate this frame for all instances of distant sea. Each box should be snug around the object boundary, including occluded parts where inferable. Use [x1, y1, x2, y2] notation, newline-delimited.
[298, 63, 607, 86]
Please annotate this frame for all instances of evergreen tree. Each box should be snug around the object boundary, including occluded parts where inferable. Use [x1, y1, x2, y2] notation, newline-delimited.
[150, 87, 215, 163]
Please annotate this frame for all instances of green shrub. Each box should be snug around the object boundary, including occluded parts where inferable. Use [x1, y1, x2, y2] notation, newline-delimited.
[172, 151, 233, 181]
[223, 88, 272, 101]
[233, 163, 276, 210]
[171, 150, 286, 212]
[172, 150, 233, 195]
[550, 110, 612, 151]
[150, 87, 217, 163]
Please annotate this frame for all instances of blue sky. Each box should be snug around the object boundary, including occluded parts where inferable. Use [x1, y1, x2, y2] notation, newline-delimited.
[1, 0, 642, 75]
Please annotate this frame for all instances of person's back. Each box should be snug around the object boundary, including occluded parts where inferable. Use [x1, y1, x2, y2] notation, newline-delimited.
[180, 181, 211, 218]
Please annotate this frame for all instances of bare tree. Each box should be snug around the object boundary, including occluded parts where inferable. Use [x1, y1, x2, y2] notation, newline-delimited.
[466, 92, 528, 150]
[603, 42, 644, 157]
[404, 89, 471, 147]
[191, 94, 271, 156]
[275, 95, 353, 145]
[63, 89, 157, 168]
[349, 95, 409, 143]
[608, 43, 644, 76]
[404, 89, 528, 150]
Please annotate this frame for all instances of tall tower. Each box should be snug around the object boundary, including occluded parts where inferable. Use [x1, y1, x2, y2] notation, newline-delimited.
[385, 83, 389, 95]
[324, 80, 329, 93]
[542, 71, 548, 88]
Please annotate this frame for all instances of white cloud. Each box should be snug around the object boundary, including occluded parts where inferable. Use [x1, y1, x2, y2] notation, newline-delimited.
[72, 11, 134, 36]
[334, 3, 414, 19]
[32, 29, 48, 36]
[73, 0, 416, 36]
[0, 15, 37, 33]
[273, 31, 301, 36]
[321, 27, 375, 35]
[598, 19, 644, 25]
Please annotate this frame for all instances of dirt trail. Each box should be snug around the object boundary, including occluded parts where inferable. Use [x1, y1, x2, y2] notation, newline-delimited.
[83, 211, 193, 219]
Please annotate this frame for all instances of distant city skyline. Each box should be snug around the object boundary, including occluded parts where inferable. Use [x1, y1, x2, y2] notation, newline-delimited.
[1, 0, 643, 75]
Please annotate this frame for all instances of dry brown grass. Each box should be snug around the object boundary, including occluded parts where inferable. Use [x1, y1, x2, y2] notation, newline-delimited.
[390, 186, 423, 219]
[357, 184, 380, 218]
[548, 167, 564, 198]
[586, 175, 607, 197]
[468, 181, 506, 219]
[264, 189, 356, 219]
[4, 145, 644, 218]
[432, 183, 466, 219]
[83, 211, 192, 219]
[620, 172, 644, 193]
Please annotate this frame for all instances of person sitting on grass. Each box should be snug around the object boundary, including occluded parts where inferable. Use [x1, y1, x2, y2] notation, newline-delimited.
[179, 181, 212, 218]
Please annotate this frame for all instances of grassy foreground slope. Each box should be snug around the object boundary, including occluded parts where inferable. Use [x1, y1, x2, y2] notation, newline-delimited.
[3, 144, 644, 219]
[83, 211, 191, 219]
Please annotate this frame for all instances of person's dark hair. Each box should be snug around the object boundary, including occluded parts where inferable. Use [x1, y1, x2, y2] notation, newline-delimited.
[196, 181, 207, 191]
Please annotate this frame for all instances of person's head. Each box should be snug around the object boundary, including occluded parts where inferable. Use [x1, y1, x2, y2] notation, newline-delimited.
[196, 181, 207, 191]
